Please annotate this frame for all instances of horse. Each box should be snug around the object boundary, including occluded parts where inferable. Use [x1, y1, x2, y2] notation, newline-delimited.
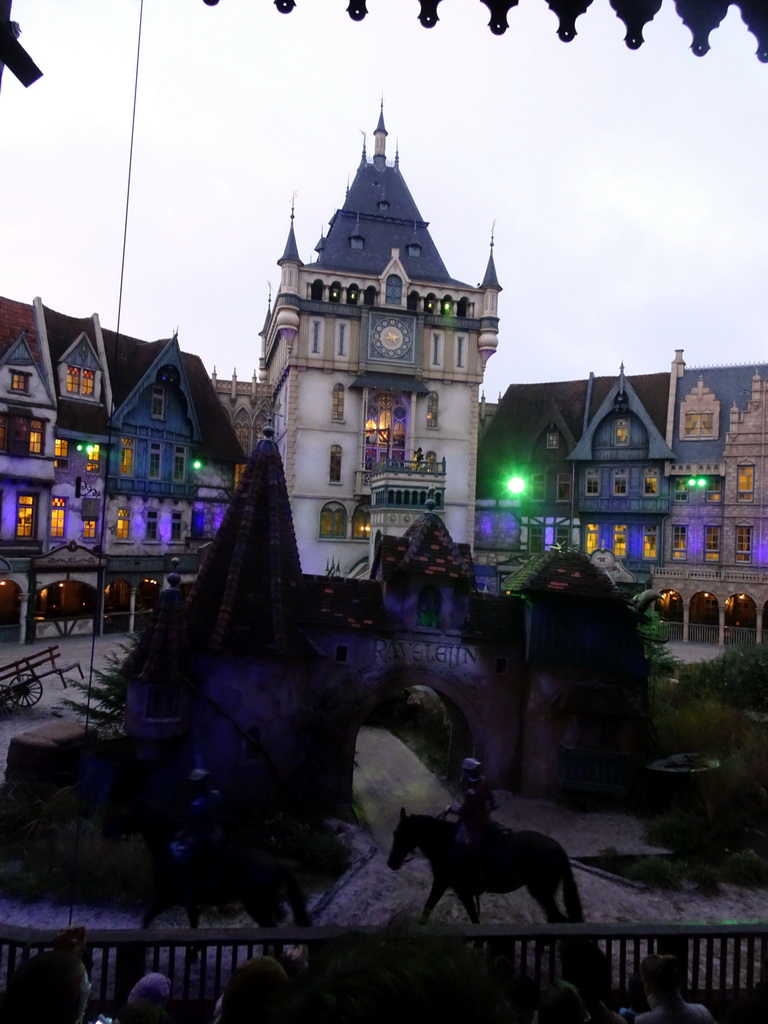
[386, 808, 584, 925]
[105, 801, 310, 929]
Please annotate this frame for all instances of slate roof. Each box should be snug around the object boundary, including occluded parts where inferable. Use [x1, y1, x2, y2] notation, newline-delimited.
[185, 429, 313, 656]
[0, 296, 40, 363]
[476, 370, 669, 499]
[672, 362, 768, 464]
[299, 576, 392, 632]
[122, 580, 191, 683]
[306, 150, 472, 288]
[502, 549, 629, 604]
[372, 511, 475, 585]
[42, 305, 242, 461]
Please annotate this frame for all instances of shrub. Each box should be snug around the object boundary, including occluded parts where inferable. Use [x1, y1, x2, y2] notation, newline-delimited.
[720, 849, 768, 888]
[676, 647, 768, 711]
[57, 638, 137, 739]
[625, 856, 687, 889]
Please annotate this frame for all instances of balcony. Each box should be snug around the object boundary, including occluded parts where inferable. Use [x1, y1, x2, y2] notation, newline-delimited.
[579, 495, 669, 514]
[369, 457, 446, 510]
[107, 477, 195, 499]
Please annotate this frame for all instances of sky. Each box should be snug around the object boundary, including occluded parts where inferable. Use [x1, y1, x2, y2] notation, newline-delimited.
[3, 0, 768, 401]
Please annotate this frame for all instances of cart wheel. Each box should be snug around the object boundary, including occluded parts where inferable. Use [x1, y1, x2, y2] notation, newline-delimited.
[12, 672, 43, 708]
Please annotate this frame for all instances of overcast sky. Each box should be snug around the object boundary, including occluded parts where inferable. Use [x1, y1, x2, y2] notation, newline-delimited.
[3, 0, 767, 400]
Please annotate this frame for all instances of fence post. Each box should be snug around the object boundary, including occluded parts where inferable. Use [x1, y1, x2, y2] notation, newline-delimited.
[114, 940, 146, 1010]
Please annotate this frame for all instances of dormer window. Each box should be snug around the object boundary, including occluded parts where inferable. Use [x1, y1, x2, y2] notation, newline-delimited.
[350, 235, 364, 250]
[407, 243, 421, 258]
[151, 385, 165, 420]
[378, 200, 390, 212]
[66, 365, 95, 396]
[385, 274, 402, 305]
[614, 417, 630, 446]
[9, 371, 30, 393]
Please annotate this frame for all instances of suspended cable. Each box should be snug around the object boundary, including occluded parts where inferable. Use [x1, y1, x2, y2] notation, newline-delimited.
[67, 0, 145, 923]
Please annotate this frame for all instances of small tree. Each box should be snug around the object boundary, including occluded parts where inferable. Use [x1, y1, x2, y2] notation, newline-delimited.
[57, 638, 137, 740]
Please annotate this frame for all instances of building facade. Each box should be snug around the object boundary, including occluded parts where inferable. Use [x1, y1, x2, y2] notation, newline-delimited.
[259, 109, 501, 577]
[0, 296, 241, 642]
[476, 351, 768, 645]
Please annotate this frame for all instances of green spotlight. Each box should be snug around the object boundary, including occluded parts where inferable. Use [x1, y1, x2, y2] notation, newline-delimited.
[507, 476, 525, 495]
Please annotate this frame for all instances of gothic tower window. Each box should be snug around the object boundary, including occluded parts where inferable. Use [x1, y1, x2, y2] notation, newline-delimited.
[329, 444, 342, 483]
[352, 505, 370, 538]
[386, 274, 403, 305]
[234, 409, 251, 455]
[426, 392, 439, 429]
[320, 502, 346, 538]
[332, 384, 345, 422]
[329, 282, 342, 303]
[347, 284, 359, 304]
[364, 392, 409, 470]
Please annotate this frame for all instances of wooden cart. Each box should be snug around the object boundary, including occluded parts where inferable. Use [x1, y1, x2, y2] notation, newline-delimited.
[0, 645, 83, 711]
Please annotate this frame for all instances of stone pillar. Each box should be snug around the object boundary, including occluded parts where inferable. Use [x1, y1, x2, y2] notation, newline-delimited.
[719, 604, 726, 646]
[682, 601, 690, 642]
[18, 592, 28, 644]
[128, 585, 136, 634]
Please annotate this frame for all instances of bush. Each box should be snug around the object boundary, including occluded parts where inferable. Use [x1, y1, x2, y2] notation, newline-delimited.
[625, 856, 687, 889]
[720, 849, 768, 888]
[676, 646, 768, 711]
[57, 638, 137, 739]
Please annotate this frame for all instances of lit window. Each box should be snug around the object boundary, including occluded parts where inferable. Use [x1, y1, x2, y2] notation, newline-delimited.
[234, 463, 246, 488]
[674, 478, 688, 502]
[120, 438, 134, 476]
[706, 478, 721, 503]
[26, 419, 43, 456]
[10, 371, 29, 392]
[644, 469, 658, 495]
[546, 432, 559, 449]
[613, 524, 627, 558]
[116, 508, 131, 540]
[738, 465, 754, 502]
[83, 519, 96, 540]
[16, 494, 35, 538]
[332, 384, 345, 422]
[329, 444, 342, 483]
[320, 502, 346, 538]
[705, 526, 720, 561]
[149, 442, 161, 479]
[352, 505, 370, 539]
[614, 417, 629, 445]
[613, 469, 628, 496]
[585, 469, 599, 496]
[86, 444, 100, 472]
[585, 523, 599, 554]
[81, 369, 95, 396]
[151, 385, 165, 419]
[171, 510, 182, 541]
[427, 392, 439, 429]
[50, 497, 66, 538]
[672, 525, 687, 559]
[66, 365, 95, 396]
[146, 509, 158, 541]
[557, 474, 571, 502]
[684, 411, 714, 438]
[173, 446, 186, 482]
[643, 526, 657, 559]
[54, 438, 69, 468]
[66, 365, 80, 392]
[736, 525, 752, 563]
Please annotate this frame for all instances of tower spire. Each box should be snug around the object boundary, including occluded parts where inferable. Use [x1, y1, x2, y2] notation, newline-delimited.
[278, 194, 301, 266]
[480, 223, 501, 290]
[373, 101, 388, 166]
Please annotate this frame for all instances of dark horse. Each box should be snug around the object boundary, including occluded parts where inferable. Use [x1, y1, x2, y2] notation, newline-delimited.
[387, 808, 583, 924]
[106, 801, 310, 929]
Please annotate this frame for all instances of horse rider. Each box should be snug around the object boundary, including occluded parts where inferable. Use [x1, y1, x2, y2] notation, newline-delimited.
[446, 757, 498, 891]
[171, 768, 224, 901]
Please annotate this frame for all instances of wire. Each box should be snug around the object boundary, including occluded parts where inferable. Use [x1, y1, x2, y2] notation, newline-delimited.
[67, 0, 145, 924]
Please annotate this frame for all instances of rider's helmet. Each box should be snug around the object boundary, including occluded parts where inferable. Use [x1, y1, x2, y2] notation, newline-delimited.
[461, 757, 482, 781]
[189, 768, 211, 785]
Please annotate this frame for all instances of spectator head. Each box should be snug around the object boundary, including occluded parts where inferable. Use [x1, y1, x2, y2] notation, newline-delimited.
[560, 938, 613, 1002]
[127, 972, 171, 1007]
[625, 972, 651, 1014]
[218, 955, 290, 1024]
[115, 1001, 172, 1024]
[640, 955, 682, 997]
[1, 950, 91, 1024]
[537, 982, 590, 1024]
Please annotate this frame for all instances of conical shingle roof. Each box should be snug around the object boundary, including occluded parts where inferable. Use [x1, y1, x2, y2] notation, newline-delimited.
[185, 428, 312, 656]
[502, 549, 628, 604]
[372, 511, 475, 585]
[122, 575, 191, 683]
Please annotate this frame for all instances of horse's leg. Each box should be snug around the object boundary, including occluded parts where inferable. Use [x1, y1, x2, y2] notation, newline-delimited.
[420, 878, 448, 923]
[527, 882, 568, 923]
[455, 885, 481, 924]
[142, 896, 172, 929]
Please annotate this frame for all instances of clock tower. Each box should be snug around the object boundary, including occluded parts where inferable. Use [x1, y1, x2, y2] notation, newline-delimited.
[260, 106, 501, 577]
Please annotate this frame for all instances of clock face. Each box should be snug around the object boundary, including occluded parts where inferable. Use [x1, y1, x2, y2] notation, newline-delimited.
[371, 316, 413, 360]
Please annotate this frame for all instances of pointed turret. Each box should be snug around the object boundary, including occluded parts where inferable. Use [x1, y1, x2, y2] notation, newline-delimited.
[186, 423, 312, 656]
[277, 205, 302, 267]
[373, 101, 388, 165]
[479, 230, 502, 366]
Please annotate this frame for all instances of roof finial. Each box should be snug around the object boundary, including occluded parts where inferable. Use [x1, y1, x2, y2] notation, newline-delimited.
[360, 128, 367, 164]
[290, 190, 297, 220]
[490, 218, 496, 248]
[395, 138, 399, 169]
[267, 281, 272, 311]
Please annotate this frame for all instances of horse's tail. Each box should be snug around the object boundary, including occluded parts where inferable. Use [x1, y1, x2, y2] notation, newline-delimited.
[561, 857, 584, 923]
[281, 866, 311, 926]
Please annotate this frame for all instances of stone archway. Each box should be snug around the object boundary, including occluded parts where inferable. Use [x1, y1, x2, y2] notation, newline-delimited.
[34, 581, 96, 638]
[689, 590, 719, 644]
[725, 592, 757, 645]
[656, 589, 683, 640]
